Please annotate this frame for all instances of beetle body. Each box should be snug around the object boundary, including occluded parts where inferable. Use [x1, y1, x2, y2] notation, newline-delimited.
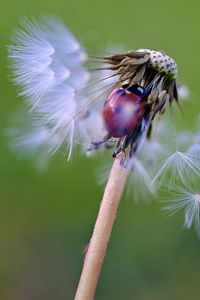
[102, 86, 145, 138]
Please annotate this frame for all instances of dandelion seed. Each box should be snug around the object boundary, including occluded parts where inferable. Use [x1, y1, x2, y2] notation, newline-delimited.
[152, 151, 200, 188]
[163, 186, 200, 236]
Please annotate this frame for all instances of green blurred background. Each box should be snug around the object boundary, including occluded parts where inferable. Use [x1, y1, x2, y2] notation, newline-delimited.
[1, 0, 200, 299]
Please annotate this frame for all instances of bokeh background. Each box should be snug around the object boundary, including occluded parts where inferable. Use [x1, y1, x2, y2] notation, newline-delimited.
[1, 0, 200, 299]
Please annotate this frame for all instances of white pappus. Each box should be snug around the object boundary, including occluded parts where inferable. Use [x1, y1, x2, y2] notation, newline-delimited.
[8, 17, 107, 160]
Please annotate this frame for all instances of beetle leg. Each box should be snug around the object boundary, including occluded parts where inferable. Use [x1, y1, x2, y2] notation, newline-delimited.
[87, 133, 111, 151]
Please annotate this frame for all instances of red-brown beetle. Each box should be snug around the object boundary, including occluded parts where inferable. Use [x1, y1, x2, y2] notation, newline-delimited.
[102, 85, 146, 138]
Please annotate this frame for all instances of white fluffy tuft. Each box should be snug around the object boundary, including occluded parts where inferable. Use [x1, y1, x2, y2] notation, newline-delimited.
[152, 151, 200, 188]
[163, 186, 200, 237]
[8, 17, 107, 159]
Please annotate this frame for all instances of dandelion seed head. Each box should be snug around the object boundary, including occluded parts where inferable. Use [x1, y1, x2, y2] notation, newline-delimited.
[139, 49, 178, 79]
[9, 16, 200, 238]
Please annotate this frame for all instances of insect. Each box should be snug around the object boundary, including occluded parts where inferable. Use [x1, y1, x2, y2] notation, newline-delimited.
[90, 49, 178, 160]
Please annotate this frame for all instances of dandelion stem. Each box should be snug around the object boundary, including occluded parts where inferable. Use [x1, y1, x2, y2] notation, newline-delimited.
[74, 155, 129, 300]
